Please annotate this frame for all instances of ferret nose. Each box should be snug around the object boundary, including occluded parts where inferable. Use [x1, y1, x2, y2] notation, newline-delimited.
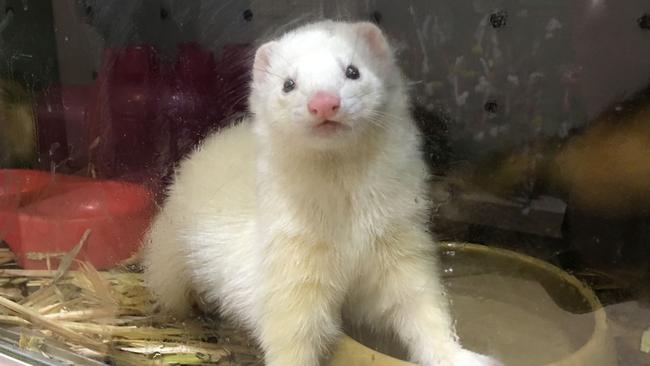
[308, 91, 341, 119]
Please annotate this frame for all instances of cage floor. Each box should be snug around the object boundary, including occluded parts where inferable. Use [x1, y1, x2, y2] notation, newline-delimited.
[0, 244, 262, 366]
[0, 241, 647, 366]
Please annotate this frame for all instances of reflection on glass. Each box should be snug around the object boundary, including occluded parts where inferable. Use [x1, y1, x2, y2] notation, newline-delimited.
[0, 1, 648, 365]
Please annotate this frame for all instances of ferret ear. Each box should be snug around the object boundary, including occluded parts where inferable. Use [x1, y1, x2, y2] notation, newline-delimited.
[354, 22, 390, 58]
[253, 41, 278, 84]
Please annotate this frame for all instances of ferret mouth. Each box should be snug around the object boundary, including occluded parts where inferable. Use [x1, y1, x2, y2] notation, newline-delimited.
[313, 120, 349, 135]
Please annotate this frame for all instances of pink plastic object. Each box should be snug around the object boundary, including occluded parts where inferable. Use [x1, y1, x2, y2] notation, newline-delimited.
[104, 45, 162, 178]
[0, 170, 50, 209]
[32, 43, 253, 203]
[35, 85, 93, 172]
[163, 42, 219, 161]
[77, 45, 169, 202]
[34, 88, 70, 171]
[0, 169, 155, 270]
[0, 169, 87, 209]
[162, 42, 252, 162]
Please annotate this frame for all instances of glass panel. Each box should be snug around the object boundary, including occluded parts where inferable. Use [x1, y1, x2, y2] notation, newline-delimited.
[0, 1, 648, 365]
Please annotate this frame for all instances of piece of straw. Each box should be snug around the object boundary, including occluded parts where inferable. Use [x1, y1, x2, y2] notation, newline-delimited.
[52, 229, 91, 283]
[0, 296, 106, 351]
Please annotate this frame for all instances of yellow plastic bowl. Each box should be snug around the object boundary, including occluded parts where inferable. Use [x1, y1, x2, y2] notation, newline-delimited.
[329, 242, 616, 366]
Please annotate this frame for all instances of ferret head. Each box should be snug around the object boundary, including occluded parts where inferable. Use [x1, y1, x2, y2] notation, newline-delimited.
[250, 21, 405, 150]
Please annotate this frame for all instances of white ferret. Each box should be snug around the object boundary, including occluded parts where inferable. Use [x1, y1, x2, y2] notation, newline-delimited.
[143, 20, 500, 366]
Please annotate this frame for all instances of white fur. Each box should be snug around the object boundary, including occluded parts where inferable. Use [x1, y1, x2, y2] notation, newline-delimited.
[143, 21, 500, 366]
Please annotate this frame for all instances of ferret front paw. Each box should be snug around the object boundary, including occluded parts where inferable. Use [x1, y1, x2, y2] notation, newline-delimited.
[448, 348, 503, 366]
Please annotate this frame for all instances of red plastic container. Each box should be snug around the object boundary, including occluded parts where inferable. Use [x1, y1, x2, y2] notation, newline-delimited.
[0, 169, 155, 269]
[0, 169, 89, 209]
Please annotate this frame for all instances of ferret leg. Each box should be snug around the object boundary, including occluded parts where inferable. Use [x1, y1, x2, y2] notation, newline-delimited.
[256, 235, 343, 366]
[142, 214, 193, 318]
[361, 227, 500, 366]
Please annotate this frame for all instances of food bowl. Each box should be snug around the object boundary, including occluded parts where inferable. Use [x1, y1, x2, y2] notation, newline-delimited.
[0, 169, 74, 209]
[329, 243, 616, 366]
[0, 169, 155, 269]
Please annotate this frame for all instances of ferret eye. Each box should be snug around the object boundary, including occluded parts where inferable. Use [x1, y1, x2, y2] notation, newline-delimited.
[345, 65, 360, 80]
[283, 79, 296, 93]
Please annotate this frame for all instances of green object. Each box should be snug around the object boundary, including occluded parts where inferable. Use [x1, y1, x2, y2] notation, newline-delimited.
[642, 328, 650, 353]
[0, 79, 36, 168]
